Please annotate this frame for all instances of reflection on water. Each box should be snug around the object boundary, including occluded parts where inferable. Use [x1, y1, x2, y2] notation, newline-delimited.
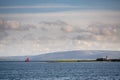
[0, 62, 120, 80]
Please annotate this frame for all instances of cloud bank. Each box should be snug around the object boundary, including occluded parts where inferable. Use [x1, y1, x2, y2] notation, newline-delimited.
[0, 8, 120, 56]
[0, 18, 120, 56]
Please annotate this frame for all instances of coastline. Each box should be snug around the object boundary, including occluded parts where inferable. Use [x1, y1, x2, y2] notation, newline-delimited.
[0, 59, 120, 62]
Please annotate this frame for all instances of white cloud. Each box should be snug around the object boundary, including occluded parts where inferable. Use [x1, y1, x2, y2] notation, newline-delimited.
[0, 10, 119, 26]
[0, 10, 120, 56]
[0, 20, 120, 56]
[0, 4, 77, 9]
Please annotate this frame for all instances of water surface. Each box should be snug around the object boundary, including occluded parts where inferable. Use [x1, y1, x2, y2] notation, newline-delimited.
[0, 62, 120, 80]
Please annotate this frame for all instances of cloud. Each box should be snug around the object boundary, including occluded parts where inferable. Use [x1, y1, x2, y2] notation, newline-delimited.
[0, 20, 20, 30]
[0, 19, 120, 43]
[0, 10, 119, 29]
[0, 19, 120, 56]
[1, 20, 120, 43]
[5, 21, 20, 29]
[0, 19, 35, 31]
[0, 20, 8, 40]
[87, 23, 120, 42]
[39, 20, 67, 26]
[0, 1, 120, 56]
[0, 4, 77, 9]
[0, 19, 36, 42]
[0, 31, 8, 40]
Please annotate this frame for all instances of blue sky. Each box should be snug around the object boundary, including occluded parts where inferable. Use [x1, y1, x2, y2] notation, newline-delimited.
[0, 0, 120, 13]
[0, 0, 120, 56]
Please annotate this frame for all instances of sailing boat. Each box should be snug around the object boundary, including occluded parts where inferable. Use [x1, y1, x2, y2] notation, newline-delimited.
[25, 57, 30, 62]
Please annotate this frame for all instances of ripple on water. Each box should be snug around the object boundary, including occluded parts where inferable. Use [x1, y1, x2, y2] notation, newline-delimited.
[0, 62, 120, 80]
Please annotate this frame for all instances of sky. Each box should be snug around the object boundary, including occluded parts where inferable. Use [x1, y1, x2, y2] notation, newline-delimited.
[0, 0, 120, 56]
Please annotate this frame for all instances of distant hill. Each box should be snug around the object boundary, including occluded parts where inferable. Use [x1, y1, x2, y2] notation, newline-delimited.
[0, 50, 120, 61]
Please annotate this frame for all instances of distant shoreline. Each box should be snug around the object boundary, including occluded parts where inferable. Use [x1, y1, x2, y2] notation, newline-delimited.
[0, 59, 120, 62]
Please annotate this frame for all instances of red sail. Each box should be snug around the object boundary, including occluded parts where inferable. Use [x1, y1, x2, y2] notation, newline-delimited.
[25, 58, 30, 62]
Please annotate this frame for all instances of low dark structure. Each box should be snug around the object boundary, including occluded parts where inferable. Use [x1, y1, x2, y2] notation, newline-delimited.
[96, 58, 107, 61]
[109, 59, 120, 62]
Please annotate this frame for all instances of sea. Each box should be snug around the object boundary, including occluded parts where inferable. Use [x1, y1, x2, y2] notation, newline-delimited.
[0, 62, 120, 80]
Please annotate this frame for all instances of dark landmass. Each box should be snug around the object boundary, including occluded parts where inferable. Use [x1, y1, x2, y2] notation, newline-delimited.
[0, 50, 120, 62]
[0, 59, 120, 62]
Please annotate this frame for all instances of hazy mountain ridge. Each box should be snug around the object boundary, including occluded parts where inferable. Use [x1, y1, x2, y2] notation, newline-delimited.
[0, 50, 120, 61]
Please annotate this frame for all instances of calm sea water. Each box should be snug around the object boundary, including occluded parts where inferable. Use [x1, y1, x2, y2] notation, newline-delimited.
[0, 62, 120, 80]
